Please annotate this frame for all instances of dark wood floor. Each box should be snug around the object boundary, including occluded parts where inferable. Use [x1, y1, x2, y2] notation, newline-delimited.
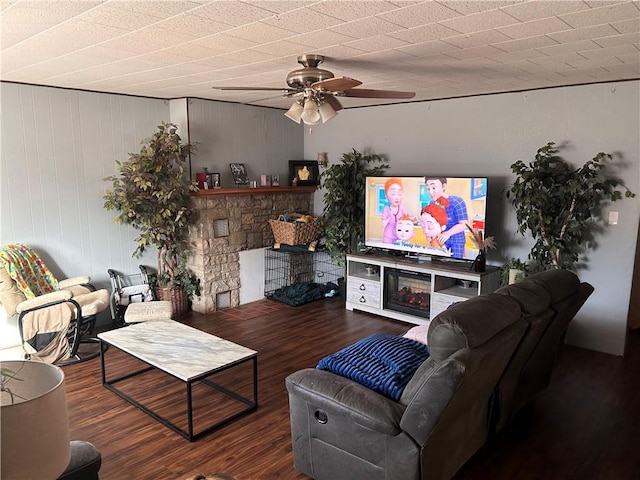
[63, 298, 640, 480]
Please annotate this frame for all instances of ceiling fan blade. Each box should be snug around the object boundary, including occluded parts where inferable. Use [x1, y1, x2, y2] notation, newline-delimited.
[212, 86, 298, 94]
[323, 94, 343, 111]
[313, 77, 362, 92]
[343, 88, 415, 99]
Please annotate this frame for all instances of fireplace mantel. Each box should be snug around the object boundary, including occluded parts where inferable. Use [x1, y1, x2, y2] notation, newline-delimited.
[193, 186, 317, 197]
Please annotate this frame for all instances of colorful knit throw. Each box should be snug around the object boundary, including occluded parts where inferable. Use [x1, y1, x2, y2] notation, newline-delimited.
[0, 244, 58, 299]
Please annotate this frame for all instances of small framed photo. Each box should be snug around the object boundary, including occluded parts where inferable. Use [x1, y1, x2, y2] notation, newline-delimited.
[289, 160, 320, 186]
[230, 163, 249, 185]
[271, 174, 280, 186]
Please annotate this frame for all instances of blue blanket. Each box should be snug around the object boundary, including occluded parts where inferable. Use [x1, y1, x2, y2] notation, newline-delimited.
[317, 333, 430, 401]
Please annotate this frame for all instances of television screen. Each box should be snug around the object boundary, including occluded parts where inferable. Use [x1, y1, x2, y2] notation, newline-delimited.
[364, 176, 488, 261]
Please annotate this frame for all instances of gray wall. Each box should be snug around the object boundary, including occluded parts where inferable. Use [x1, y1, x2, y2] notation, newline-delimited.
[0, 83, 303, 327]
[187, 98, 302, 187]
[304, 81, 640, 356]
[1, 83, 165, 328]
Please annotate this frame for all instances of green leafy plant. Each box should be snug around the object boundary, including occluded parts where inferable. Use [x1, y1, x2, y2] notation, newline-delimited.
[506, 142, 635, 271]
[103, 122, 200, 299]
[320, 149, 389, 265]
[500, 257, 530, 286]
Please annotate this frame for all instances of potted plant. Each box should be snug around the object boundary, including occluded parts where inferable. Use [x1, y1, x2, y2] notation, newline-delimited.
[320, 148, 389, 265]
[466, 225, 496, 272]
[103, 122, 200, 316]
[506, 142, 635, 271]
[500, 257, 530, 286]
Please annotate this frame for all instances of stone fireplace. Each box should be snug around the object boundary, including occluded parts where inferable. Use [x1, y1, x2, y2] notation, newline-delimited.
[188, 186, 316, 314]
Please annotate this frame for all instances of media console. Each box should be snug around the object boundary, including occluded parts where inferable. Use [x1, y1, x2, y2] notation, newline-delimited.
[346, 252, 501, 325]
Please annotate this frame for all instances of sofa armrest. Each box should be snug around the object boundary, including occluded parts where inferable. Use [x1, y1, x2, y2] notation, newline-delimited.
[15, 290, 73, 314]
[286, 368, 405, 436]
[58, 276, 91, 289]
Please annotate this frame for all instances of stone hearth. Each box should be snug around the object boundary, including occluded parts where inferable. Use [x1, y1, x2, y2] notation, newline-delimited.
[188, 186, 316, 314]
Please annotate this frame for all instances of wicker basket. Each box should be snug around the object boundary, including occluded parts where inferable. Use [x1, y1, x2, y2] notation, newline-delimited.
[269, 219, 321, 246]
[154, 286, 189, 318]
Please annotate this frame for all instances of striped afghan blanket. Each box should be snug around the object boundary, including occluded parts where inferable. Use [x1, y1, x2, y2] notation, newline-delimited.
[317, 333, 430, 401]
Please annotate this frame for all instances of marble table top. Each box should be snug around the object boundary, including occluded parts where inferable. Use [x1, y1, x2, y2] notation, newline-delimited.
[98, 320, 256, 382]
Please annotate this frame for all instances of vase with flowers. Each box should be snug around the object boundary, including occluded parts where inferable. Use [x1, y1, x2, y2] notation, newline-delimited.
[466, 225, 496, 272]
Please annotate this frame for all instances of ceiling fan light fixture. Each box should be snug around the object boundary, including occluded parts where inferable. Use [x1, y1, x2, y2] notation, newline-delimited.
[284, 101, 303, 123]
[301, 98, 321, 125]
[318, 101, 337, 123]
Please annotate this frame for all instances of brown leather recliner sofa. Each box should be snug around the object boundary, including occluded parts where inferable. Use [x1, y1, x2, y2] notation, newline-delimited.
[285, 269, 592, 480]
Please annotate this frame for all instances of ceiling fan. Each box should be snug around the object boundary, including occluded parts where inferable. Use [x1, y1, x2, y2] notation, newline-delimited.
[212, 54, 415, 125]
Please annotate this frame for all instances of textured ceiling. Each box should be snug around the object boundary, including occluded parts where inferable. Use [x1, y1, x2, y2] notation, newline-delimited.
[1, 0, 639, 110]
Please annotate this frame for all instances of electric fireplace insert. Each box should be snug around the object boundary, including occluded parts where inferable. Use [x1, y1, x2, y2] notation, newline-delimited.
[383, 268, 432, 320]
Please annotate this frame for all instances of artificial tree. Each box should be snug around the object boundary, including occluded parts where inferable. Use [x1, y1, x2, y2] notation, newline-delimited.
[506, 142, 635, 271]
[103, 122, 200, 312]
[320, 149, 389, 265]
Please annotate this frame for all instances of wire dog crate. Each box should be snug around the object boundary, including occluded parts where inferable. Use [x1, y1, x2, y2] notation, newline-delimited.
[264, 248, 343, 304]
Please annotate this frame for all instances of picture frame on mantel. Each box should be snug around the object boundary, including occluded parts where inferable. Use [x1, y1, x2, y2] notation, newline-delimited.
[230, 163, 249, 186]
[289, 160, 319, 186]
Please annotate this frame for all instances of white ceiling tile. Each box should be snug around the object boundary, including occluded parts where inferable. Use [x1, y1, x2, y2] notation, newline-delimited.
[112, 0, 204, 19]
[567, 56, 624, 69]
[594, 31, 640, 48]
[441, 29, 512, 48]
[77, 4, 163, 31]
[243, 2, 316, 14]
[492, 35, 559, 53]
[578, 43, 639, 58]
[444, 44, 505, 60]
[191, 33, 260, 52]
[439, 9, 522, 34]
[99, 28, 199, 55]
[487, 48, 548, 64]
[224, 22, 295, 43]
[388, 23, 461, 44]
[161, 42, 226, 60]
[528, 52, 588, 66]
[249, 39, 313, 56]
[537, 39, 600, 56]
[605, 62, 640, 75]
[396, 39, 461, 57]
[288, 29, 357, 48]
[377, 2, 461, 28]
[500, 1, 591, 22]
[217, 49, 278, 64]
[497, 16, 573, 40]
[328, 16, 404, 39]
[308, 1, 400, 22]
[312, 44, 375, 60]
[154, 13, 233, 37]
[189, 1, 276, 25]
[343, 34, 410, 53]
[611, 17, 640, 34]
[261, 7, 343, 33]
[191, 56, 247, 69]
[548, 24, 620, 43]
[560, 2, 640, 29]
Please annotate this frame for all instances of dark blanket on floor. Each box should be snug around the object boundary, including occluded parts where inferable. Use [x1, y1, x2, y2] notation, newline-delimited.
[271, 281, 338, 306]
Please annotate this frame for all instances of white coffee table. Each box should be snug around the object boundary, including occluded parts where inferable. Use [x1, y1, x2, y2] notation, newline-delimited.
[98, 320, 257, 441]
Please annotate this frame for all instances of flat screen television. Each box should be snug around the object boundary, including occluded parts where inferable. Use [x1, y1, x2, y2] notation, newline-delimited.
[364, 176, 488, 261]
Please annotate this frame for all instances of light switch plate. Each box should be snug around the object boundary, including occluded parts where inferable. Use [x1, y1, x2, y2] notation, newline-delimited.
[609, 211, 619, 225]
